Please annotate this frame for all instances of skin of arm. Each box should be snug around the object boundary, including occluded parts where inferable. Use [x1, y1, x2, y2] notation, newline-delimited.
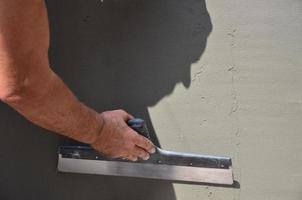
[0, 0, 154, 161]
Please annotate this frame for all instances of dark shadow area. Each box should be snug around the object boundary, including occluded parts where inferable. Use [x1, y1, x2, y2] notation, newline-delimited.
[0, 0, 212, 199]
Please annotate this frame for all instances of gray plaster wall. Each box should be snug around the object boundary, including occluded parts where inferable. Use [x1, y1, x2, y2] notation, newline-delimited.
[0, 0, 301, 199]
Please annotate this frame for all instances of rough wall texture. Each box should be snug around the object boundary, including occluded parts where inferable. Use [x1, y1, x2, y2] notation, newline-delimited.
[153, 0, 302, 199]
[0, 0, 301, 199]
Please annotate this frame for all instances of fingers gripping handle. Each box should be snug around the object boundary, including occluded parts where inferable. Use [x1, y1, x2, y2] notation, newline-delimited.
[127, 118, 151, 140]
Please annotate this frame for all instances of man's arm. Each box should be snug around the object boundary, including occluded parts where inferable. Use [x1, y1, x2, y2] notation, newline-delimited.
[0, 0, 154, 161]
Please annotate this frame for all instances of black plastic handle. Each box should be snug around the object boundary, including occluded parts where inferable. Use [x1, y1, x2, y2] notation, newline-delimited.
[127, 118, 151, 140]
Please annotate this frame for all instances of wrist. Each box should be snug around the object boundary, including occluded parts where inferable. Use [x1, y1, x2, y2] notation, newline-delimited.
[74, 104, 104, 145]
[87, 112, 104, 145]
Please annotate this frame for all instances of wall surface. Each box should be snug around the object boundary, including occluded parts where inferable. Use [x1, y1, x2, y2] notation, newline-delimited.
[0, 0, 301, 200]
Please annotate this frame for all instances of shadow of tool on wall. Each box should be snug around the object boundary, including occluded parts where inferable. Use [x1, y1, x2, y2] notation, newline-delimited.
[0, 0, 213, 199]
[46, 0, 212, 199]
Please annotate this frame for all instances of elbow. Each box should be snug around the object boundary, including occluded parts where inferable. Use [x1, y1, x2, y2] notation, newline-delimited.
[0, 85, 23, 104]
[0, 79, 28, 104]
[0, 61, 54, 105]
[0, 71, 54, 105]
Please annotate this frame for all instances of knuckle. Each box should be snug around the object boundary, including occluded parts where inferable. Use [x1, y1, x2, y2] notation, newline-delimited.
[135, 135, 145, 143]
[139, 151, 147, 158]
[117, 109, 126, 114]
[143, 139, 152, 148]
[147, 143, 154, 150]
[133, 148, 148, 158]
[100, 111, 110, 120]
[101, 110, 109, 116]
[129, 156, 138, 161]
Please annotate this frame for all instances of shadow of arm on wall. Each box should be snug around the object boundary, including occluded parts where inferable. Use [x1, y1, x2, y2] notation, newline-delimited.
[48, 0, 212, 146]
[46, 0, 212, 199]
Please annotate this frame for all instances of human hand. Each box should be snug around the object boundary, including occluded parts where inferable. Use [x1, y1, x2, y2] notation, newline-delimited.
[91, 110, 156, 161]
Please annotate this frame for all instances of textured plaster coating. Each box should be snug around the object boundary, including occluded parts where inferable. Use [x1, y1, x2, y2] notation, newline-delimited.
[0, 0, 301, 200]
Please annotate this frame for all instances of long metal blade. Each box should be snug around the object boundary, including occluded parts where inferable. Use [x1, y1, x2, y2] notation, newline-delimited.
[58, 145, 234, 185]
[58, 155, 233, 185]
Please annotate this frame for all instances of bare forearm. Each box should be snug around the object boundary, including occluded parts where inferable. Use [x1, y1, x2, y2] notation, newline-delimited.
[0, 0, 101, 144]
[0, 0, 154, 161]
[4, 69, 102, 144]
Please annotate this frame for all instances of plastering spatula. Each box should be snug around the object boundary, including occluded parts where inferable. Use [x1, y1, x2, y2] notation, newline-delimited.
[57, 118, 234, 186]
